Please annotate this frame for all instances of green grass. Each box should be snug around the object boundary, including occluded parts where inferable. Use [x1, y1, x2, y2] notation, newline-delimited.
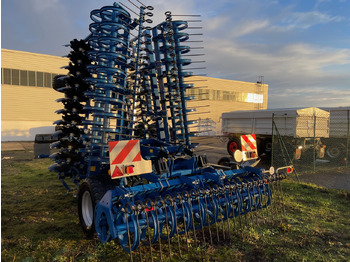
[1, 150, 350, 261]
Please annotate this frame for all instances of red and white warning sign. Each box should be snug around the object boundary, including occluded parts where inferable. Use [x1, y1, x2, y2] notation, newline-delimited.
[108, 140, 152, 179]
[240, 134, 258, 161]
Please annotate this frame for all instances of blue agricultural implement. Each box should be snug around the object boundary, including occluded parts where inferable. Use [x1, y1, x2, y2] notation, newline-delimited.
[50, 1, 292, 260]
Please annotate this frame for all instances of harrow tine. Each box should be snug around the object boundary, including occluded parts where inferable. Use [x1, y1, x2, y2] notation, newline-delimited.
[161, 198, 172, 261]
[268, 176, 276, 218]
[135, 206, 142, 262]
[124, 208, 134, 262]
[241, 183, 249, 228]
[242, 197, 249, 229]
[248, 203, 254, 227]
[226, 184, 235, 222]
[262, 177, 270, 220]
[228, 185, 237, 235]
[251, 180, 259, 225]
[263, 179, 270, 221]
[169, 195, 182, 258]
[203, 189, 213, 245]
[218, 187, 226, 241]
[246, 197, 252, 227]
[223, 187, 231, 241]
[196, 189, 206, 244]
[178, 193, 189, 251]
[143, 201, 154, 262]
[186, 191, 198, 248]
[251, 179, 259, 225]
[266, 179, 274, 221]
[209, 187, 220, 243]
[235, 186, 243, 231]
[153, 201, 163, 262]
[257, 179, 265, 224]
[135, 201, 143, 262]
[250, 180, 258, 224]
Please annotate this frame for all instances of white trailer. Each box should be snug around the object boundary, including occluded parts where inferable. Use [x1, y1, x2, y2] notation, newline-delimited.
[320, 107, 350, 160]
[221, 107, 330, 158]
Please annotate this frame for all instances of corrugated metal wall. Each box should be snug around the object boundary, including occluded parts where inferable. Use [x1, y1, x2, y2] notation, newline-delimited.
[2, 49, 68, 73]
[2, 86, 63, 121]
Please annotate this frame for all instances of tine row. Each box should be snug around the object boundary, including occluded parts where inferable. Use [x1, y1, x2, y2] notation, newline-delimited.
[96, 173, 287, 260]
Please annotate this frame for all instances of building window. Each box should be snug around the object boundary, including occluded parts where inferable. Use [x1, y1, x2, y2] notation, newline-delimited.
[201, 92, 209, 100]
[44, 72, 52, 88]
[3, 68, 12, 84]
[36, 72, 44, 87]
[210, 90, 222, 100]
[231, 92, 236, 101]
[223, 91, 230, 101]
[28, 71, 36, 86]
[1, 68, 60, 88]
[196, 89, 205, 99]
[12, 69, 20, 85]
[216, 90, 222, 100]
[187, 88, 195, 96]
[190, 88, 199, 98]
[20, 70, 28, 86]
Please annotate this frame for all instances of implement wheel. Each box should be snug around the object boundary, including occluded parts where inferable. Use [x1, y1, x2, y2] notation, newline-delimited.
[227, 137, 241, 155]
[78, 175, 115, 238]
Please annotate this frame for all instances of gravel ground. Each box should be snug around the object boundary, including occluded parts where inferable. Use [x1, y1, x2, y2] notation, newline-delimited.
[2, 141, 34, 151]
[2, 138, 350, 191]
[297, 168, 350, 191]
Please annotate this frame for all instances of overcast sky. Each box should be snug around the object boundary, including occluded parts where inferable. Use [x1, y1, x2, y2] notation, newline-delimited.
[2, 0, 350, 108]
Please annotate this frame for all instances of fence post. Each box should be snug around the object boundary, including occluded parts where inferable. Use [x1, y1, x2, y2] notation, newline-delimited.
[347, 110, 349, 168]
[313, 113, 316, 172]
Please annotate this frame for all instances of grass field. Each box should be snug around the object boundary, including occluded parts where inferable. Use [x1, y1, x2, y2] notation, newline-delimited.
[1, 149, 350, 261]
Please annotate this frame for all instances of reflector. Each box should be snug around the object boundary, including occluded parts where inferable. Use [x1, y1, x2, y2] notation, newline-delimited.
[125, 165, 134, 174]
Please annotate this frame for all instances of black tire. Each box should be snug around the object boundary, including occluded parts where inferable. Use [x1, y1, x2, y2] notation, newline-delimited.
[227, 137, 241, 155]
[326, 146, 342, 160]
[77, 175, 115, 238]
[258, 139, 272, 155]
[218, 157, 231, 166]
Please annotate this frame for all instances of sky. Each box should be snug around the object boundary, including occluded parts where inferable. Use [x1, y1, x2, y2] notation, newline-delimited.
[2, 0, 350, 108]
